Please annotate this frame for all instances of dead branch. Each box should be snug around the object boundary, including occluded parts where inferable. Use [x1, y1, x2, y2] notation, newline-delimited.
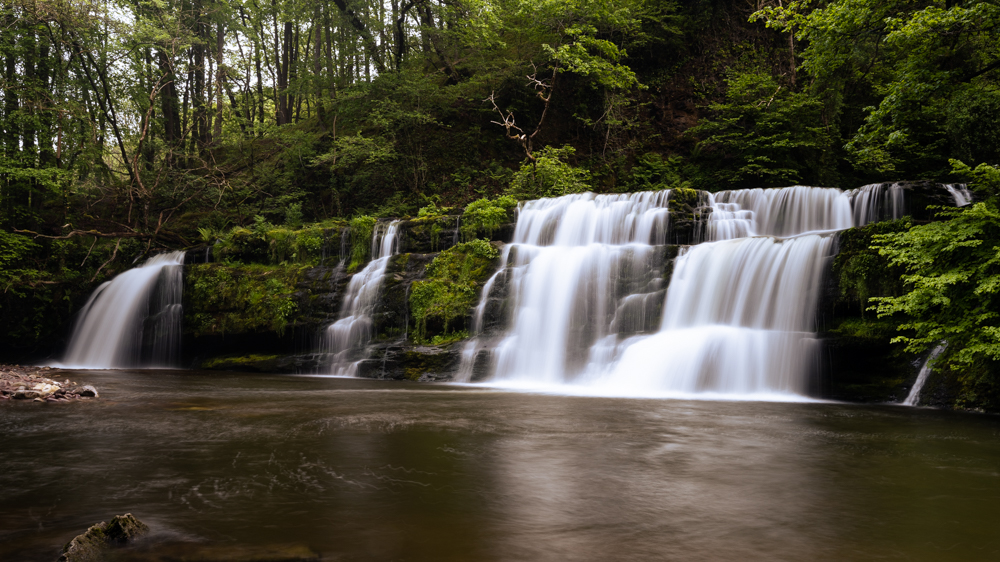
[90, 238, 121, 283]
[14, 229, 152, 240]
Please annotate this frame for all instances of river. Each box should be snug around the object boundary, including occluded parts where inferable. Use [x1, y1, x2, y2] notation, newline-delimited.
[2, 371, 999, 561]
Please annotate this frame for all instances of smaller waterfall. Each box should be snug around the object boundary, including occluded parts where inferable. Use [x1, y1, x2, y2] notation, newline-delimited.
[59, 251, 185, 369]
[903, 344, 946, 406]
[324, 221, 401, 375]
[847, 183, 905, 226]
[945, 184, 973, 207]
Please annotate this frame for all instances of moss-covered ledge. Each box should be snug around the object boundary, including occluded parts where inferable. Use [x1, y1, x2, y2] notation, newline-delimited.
[185, 263, 303, 337]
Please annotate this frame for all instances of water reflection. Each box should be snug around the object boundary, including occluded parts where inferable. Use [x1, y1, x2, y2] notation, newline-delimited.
[1, 371, 999, 561]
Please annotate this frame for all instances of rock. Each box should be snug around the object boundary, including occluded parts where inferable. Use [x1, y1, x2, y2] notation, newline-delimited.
[103, 513, 149, 543]
[79, 386, 99, 398]
[59, 514, 149, 562]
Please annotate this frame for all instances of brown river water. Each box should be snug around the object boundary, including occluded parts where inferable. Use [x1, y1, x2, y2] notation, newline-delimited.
[1, 370, 999, 561]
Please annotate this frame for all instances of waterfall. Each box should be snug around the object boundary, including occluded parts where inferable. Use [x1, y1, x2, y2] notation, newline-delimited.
[902, 344, 946, 406]
[710, 186, 852, 238]
[462, 184, 925, 398]
[846, 183, 905, 226]
[945, 184, 973, 207]
[323, 220, 402, 376]
[58, 251, 185, 369]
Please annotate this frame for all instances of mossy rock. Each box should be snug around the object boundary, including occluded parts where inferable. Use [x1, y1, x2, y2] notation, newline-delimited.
[398, 216, 462, 253]
[200, 354, 284, 372]
[668, 189, 710, 244]
[59, 514, 149, 562]
[409, 240, 501, 343]
[184, 264, 302, 337]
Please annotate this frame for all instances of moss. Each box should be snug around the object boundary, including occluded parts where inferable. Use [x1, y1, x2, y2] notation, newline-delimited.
[409, 240, 499, 342]
[185, 264, 300, 336]
[402, 348, 458, 381]
[213, 221, 344, 266]
[668, 187, 701, 222]
[201, 354, 283, 370]
[832, 219, 911, 316]
[828, 317, 898, 341]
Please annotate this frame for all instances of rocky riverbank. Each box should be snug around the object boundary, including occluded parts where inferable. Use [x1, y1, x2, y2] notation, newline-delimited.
[0, 365, 98, 402]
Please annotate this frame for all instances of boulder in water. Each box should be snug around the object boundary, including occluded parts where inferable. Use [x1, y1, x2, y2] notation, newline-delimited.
[58, 513, 149, 561]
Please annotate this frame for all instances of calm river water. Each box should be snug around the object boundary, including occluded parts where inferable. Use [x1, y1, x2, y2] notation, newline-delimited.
[2, 370, 999, 561]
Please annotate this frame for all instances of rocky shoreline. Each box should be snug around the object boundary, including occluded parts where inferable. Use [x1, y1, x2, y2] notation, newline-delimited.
[0, 365, 98, 402]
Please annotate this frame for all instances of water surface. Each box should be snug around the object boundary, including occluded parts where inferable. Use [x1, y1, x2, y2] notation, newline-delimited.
[2, 371, 999, 561]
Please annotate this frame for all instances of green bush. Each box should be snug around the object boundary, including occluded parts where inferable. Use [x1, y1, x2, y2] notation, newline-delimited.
[460, 196, 517, 241]
[628, 153, 692, 192]
[348, 215, 377, 272]
[508, 145, 591, 199]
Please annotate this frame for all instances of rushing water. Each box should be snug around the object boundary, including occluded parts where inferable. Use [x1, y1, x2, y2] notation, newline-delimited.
[323, 221, 402, 375]
[466, 187, 845, 396]
[2, 371, 999, 561]
[458, 184, 974, 398]
[56, 252, 185, 369]
[903, 344, 947, 406]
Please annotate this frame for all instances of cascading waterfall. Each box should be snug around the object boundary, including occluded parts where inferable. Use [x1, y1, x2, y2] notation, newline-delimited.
[945, 184, 973, 207]
[461, 184, 924, 398]
[456, 192, 672, 383]
[902, 344, 946, 406]
[58, 251, 185, 369]
[847, 183, 905, 226]
[709, 187, 852, 238]
[323, 220, 401, 376]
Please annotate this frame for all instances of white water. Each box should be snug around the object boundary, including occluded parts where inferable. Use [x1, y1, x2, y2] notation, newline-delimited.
[57, 251, 185, 369]
[709, 187, 852, 239]
[463, 184, 920, 398]
[323, 221, 401, 376]
[847, 183, 905, 225]
[945, 184, 973, 207]
[903, 344, 946, 406]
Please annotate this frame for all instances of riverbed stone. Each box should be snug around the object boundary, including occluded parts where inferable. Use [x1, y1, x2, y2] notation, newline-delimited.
[79, 386, 99, 398]
[59, 514, 149, 561]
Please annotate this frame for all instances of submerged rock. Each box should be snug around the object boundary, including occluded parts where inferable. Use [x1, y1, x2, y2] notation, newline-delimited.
[59, 513, 149, 561]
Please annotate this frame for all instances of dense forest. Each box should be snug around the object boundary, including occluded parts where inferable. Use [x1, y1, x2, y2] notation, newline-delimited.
[1, 0, 999, 403]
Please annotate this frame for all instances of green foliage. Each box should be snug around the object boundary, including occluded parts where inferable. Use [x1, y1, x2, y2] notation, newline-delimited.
[409, 240, 500, 342]
[754, 0, 1000, 177]
[0, 231, 38, 271]
[508, 146, 592, 199]
[417, 199, 454, 218]
[689, 70, 836, 189]
[213, 222, 335, 266]
[832, 219, 911, 316]
[460, 195, 518, 241]
[348, 216, 377, 272]
[871, 197, 1000, 369]
[186, 264, 300, 337]
[627, 154, 691, 191]
[950, 159, 1000, 204]
[284, 204, 304, 228]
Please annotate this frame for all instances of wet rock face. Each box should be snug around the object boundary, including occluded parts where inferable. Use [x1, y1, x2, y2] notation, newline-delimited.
[886, 180, 963, 222]
[354, 342, 461, 381]
[59, 513, 149, 561]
